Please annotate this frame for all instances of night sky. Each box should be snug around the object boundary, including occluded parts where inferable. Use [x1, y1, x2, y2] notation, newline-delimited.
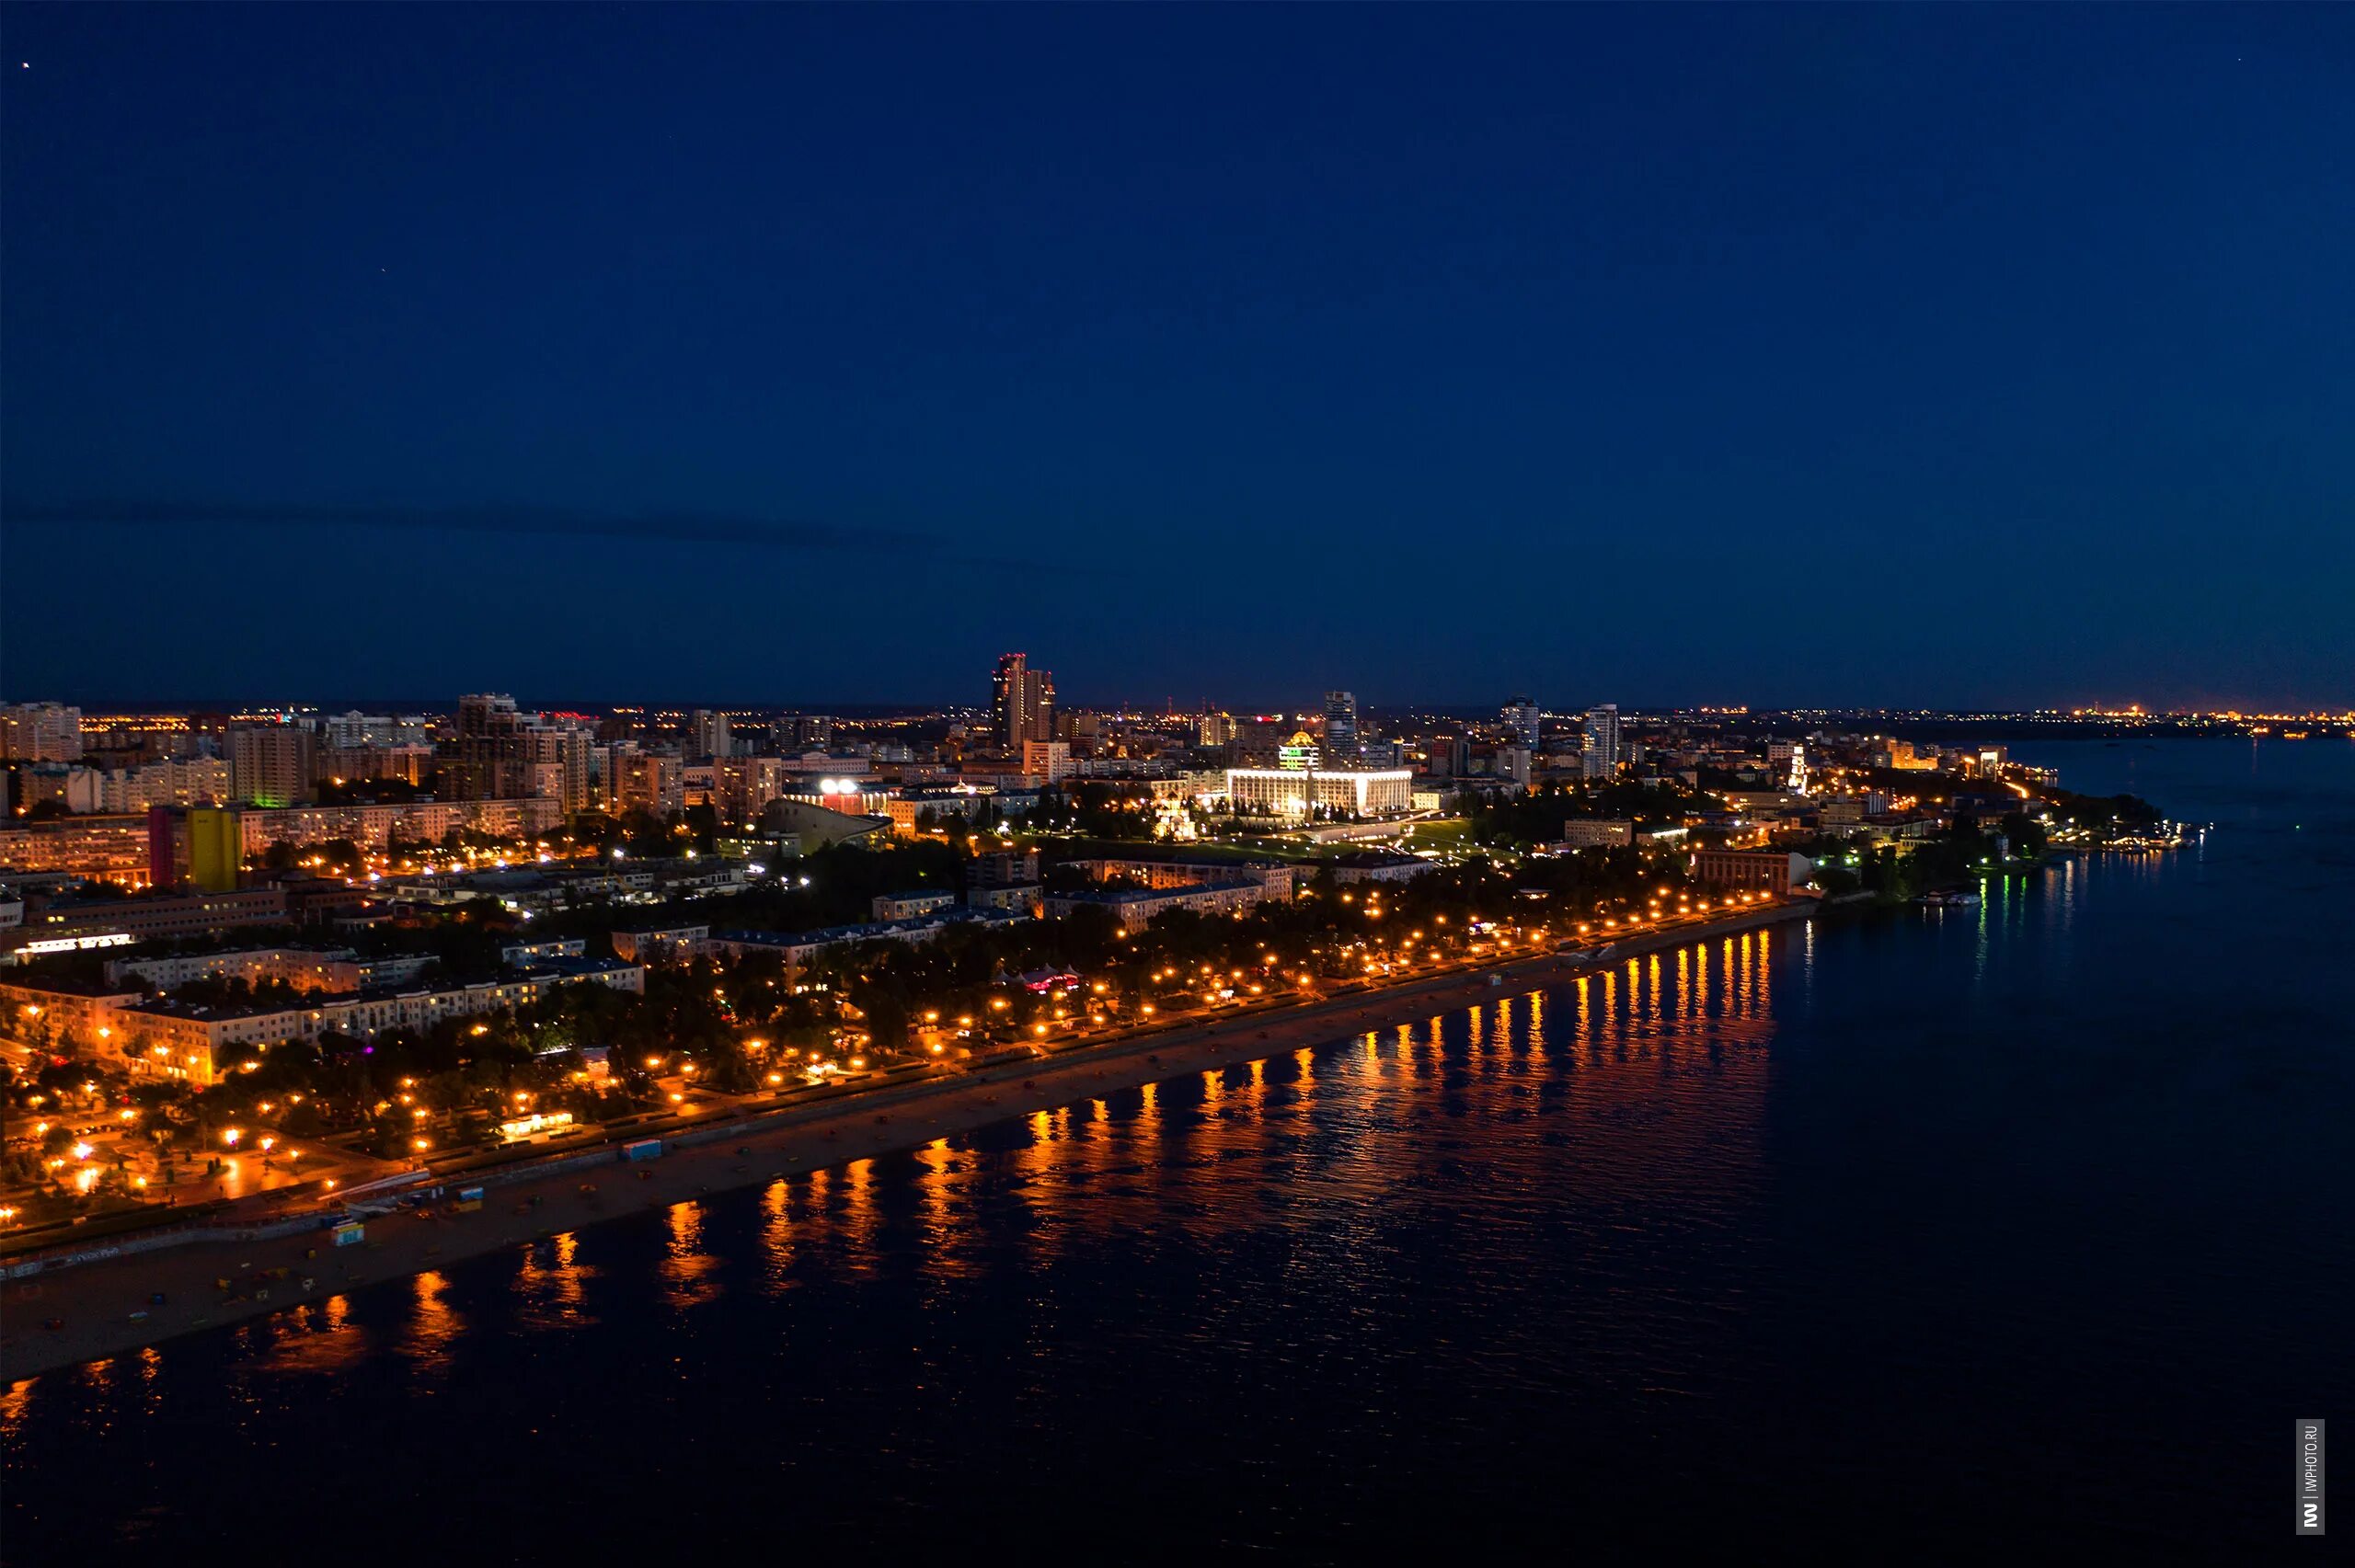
[4, 6, 2349, 711]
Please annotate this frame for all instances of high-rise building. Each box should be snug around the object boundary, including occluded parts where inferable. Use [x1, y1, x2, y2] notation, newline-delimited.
[1581, 704, 1622, 780]
[186, 807, 246, 892]
[447, 693, 592, 811]
[448, 693, 524, 799]
[783, 715, 834, 750]
[991, 653, 1055, 750]
[457, 693, 521, 738]
[1767, 739, 1809, 793]
[523, 724, 597, 813]
[323, 711, 432, 748]
[1198, 713, 1236, 749]
[613, 752, 681, 818]
[1022, 739, 1074, 783]
[1501, 696, 1540, 751]
[1322, 692, 1359, 762]
[715, 756, 790, 825]
[0, 702, 84, 762]
[690, 709, 732, 761]
[229, 725, 317, 807]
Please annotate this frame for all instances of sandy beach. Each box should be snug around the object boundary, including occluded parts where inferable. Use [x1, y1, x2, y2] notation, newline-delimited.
[1, 901, 1809, 1381]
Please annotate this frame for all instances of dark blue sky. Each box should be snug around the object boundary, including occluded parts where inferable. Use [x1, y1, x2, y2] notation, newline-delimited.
[4, 6, 2349, 711]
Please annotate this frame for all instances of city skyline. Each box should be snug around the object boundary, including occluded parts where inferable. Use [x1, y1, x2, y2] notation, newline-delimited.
[3, 8, 2341, 1553]
[5, 6, 2351, 711]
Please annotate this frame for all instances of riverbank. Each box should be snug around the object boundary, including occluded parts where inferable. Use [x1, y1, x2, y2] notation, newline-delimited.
[1, 900, 1810, 1381]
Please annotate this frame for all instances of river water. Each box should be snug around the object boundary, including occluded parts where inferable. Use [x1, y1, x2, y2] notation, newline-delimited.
[5, 738, 2349, 1560]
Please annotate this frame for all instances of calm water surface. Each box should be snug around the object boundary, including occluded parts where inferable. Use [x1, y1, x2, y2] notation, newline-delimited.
[5, 738, 2349, 1561]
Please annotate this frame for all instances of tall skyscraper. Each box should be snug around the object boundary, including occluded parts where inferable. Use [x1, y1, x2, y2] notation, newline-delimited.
[991, 653, 1055, 750]
[1581, 704, 1622, 780]
[1322, 691, 1358, 762]
[1500, 696, 1540, 750]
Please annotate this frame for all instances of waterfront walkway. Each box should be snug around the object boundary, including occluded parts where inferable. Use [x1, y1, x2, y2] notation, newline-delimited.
[1, 899, 1810, 1381]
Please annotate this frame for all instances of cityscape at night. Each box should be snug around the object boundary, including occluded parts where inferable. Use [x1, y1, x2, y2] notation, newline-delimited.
[3, 5, 2348, 1560]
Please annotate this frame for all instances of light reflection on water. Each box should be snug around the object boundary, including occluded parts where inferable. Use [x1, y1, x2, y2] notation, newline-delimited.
[401, 1269, 464, 1376]
[515, 1229, 597, 1329]
[255, 1291, 367, 1375]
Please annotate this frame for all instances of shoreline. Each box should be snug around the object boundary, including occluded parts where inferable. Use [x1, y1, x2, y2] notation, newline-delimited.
[1, 901, 1810, 1382]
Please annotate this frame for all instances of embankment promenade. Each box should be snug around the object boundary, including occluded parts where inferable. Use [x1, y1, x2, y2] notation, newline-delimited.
[2, 898, 1811, 1381]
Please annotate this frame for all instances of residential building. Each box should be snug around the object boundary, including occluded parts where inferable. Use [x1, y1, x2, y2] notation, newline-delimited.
[182, 806, 244, 891]
[1582, 704, 1622, 779]
[1064, 854, 1300, 899]
[92, 957, 644, 1088]
[991, 652, 1055, 749]
[1767, 739, 1810, 793]
[1022, 740, 1074, 782]
[229, 724, 317, 807]
[1326, 851, 1426, 885]
[715, 756, 790, 826]
[613, 751, 682, 818]
[0, 814, 155, 887]
[323, 711, 434, 748]
[691, 709, 732, 761]
[153, 798, 566, 866]
[1044, 877, 1272, 927]
[0, 702, 84, 762]
[0, 975, 147, 1046]
[104, 945, 437, 994]
[447, 694, 593, 811]
[968, 848, 1041, 889]
[1501, 696, 1540, 750]
[1322, 692, 1359, 762]
[608, 923, 712, 964]
[871, 889, 959, 921]
[6, 887, 289, 953]
[500, 937, 587, 967]
[708, 909, 1031, 972]
[317, 744, 433, 787]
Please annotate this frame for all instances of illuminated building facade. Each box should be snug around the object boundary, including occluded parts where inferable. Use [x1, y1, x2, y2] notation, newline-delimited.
[991, 652, 1056, 749]
[1022, 739, 1074, 782]
[0, 702, 84, 762]
[1582, 704, 1622, 778]
[1225, 768, 1413, 818]
[229, 724, 316, 807]
[1689, 849, 1812, 897]
[1501, 696, 1540, 750]
[1322, 692, 1358, 761]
